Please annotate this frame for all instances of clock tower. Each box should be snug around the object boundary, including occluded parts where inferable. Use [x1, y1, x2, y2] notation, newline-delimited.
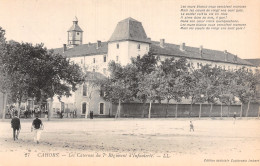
[67, 17, 83, 47]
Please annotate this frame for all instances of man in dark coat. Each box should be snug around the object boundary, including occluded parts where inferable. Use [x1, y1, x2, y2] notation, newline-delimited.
[11, 114, 21, 141]
[31, 114, 44, 144]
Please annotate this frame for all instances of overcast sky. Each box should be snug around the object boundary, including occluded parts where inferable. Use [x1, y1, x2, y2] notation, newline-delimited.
[0, 0, 259, 59]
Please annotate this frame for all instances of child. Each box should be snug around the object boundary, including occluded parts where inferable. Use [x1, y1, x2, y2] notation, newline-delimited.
[190, 121, 194, 132]
[233, 112, 236, 124]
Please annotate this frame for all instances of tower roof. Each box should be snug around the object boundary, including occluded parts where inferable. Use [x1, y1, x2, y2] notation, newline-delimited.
[109, 17, 149, 43]
[67, 17, 83, 32]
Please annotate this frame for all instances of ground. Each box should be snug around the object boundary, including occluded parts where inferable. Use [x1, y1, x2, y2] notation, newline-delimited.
[0, 118, 259, 166]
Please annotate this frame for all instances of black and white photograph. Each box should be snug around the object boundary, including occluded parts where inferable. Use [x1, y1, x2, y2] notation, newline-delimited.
[0, 0, 260, 166]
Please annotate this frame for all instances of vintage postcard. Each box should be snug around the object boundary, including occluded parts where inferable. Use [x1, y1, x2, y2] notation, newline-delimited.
[0, 0, 259, 166]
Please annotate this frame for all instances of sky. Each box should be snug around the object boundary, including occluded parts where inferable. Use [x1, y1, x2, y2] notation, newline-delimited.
[0, 0, 260, 59]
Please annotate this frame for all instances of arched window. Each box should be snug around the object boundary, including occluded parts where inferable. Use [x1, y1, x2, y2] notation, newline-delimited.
[82, 102, 87, 114]
[83, 84, 87, 96]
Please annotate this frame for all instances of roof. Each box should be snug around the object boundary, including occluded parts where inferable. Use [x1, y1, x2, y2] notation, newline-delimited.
[243, 59, 260, 67]
[53, 17, 253, 66]
[67, 17, 83, 32]
[150, 41, 253, 66]
[67, 24, 83, 32]
[109, 17, 149, 43]
[52, 42, 108, 58]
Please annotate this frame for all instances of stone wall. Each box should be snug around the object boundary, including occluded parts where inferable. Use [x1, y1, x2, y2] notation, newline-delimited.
[111, 103, 260, 118]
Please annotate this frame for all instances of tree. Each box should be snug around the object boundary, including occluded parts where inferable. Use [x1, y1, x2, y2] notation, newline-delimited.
[0, 39, 85, 119]
[137, 69, 163, 118]
[196, 65, 222, 117]
[218, 69, 238, 117]
[0, 26, 9, 119]
[182, 66, 203, 117]
[158, 57, 188, 117]
[131, 52, 159, 117]
[100, 61, 134, 118]
[234, 68, 260, 117]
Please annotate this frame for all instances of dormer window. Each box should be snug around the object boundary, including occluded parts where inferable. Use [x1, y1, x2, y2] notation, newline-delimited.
[77, 32, 79, 35]
[117, 43, 119, 49]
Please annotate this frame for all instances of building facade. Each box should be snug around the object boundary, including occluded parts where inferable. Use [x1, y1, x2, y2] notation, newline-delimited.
[52, 17, 256, 118]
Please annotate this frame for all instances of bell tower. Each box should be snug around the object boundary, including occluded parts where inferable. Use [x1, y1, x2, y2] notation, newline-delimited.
[67, 16, 83, 47]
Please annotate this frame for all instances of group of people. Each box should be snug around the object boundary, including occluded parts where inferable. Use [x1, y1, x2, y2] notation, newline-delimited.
[11, 113, 44, 144]
[24, 108, 48, 118]
[7, 107, 48, 119]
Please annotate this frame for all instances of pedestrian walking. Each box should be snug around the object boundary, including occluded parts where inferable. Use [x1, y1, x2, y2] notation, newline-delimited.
[31, 114, 44, 144]
[190, 121, 194, 132]
[233, 112, 236, 124]
[90, 110, 93, 119]
[11, 113, 21, 141]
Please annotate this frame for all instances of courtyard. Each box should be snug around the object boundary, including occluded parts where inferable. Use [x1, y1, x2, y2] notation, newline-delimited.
[0, 118, 259, 166]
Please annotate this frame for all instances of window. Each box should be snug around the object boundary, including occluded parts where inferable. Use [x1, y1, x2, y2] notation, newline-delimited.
[83, 84, 87, 96]
[116, 56, 119, 62]
[137, 44, 140, 50]
[117, 43, 119, 49]
[99, 103, 104, 114]
[93, 58, 95, 63]
[100, 90, 104, 97]
[93, 69, 95, 72]
[77, 32, 79, 35]
[81, 59, 83, 64]
[104, 55, 106, 62]
[197, 63, 200, 68]
[82, 102, 87, 114]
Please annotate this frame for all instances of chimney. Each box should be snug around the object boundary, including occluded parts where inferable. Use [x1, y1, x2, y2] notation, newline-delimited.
[63, 44, 67, 53]
[199, 45, 203, 57]
[224, 50, 228, 61]
[96, 40, 101, 49]
[233, 55, 238, 63]
[180, 42, 185, 51]
[160, 39, 165, 47]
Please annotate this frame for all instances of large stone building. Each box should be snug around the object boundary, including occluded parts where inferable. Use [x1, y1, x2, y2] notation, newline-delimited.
[52, 17, 256, 118]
